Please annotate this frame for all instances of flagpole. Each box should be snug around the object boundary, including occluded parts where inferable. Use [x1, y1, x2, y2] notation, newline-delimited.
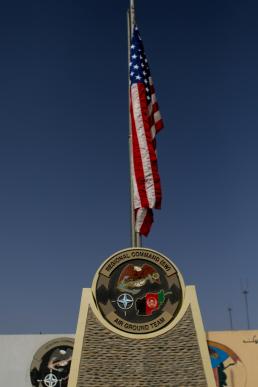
[128, 0, 141, 248]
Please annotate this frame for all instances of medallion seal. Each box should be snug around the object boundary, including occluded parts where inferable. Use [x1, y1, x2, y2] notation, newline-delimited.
[93, 248, 184, 335]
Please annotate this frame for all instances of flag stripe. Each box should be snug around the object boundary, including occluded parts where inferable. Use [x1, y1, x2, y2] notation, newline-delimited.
[130, 95, 149, 208]
[135, 208, 153, 236]
[131, 84, 156, 208]
[130, 124, 141, 209]
[154, 110, 161, 123]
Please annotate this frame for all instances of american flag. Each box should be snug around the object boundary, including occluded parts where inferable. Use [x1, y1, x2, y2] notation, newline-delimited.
[130, 25, 164, 236]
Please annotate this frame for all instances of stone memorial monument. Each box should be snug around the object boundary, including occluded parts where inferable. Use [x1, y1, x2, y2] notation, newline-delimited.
[68, 248, 215, 386]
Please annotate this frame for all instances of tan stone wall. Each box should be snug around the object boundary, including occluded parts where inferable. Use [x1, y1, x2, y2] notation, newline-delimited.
[207, 330, 258, 387]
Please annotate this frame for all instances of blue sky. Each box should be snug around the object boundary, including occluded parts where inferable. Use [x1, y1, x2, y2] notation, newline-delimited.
[0, 0, 258, 333]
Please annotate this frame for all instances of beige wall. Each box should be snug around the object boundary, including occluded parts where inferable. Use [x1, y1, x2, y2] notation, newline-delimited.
[0, 334, 74, 386]
[207, 330, 258, 387]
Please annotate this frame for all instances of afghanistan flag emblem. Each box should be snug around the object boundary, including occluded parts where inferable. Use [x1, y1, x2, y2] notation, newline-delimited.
[136, 290, 166, 316]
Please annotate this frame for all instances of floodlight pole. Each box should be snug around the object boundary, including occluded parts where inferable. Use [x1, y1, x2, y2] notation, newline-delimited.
[227, 307, 233, 330]
[243, 289, 250, 330]
[128, 0, 141, 247]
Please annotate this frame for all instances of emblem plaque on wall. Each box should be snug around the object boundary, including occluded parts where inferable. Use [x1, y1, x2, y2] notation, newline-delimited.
[30, 338, 74, 387]
[93, 248, 184, 334]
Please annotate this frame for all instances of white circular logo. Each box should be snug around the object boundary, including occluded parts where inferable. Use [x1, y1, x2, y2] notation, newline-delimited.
[117, 293, 134, 310]
[43, 373, 58, 387]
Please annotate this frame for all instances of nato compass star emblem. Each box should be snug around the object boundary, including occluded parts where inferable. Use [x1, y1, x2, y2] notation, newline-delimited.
[37, 370, 60, 387]
[43, 371, 58, 387]
[115, 293, 134, 316]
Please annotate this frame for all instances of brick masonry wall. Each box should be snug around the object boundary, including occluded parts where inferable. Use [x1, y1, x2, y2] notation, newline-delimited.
[76, 306, 208, 387]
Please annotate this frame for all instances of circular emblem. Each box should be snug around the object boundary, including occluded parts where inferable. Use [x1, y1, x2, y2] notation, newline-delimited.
[117, 293, 134, 310]
[93, 248, 184, 335]
[30, 338, 74, 387]
[44, 372, 58, 387]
